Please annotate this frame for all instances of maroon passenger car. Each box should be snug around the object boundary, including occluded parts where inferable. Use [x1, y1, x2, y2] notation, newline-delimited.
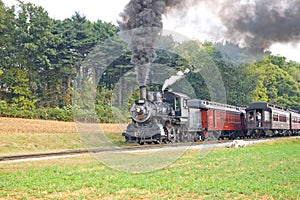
[188, 100, 245, 140]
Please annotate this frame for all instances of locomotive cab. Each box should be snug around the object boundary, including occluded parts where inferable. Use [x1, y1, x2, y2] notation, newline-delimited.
[163, 89, 189, 119]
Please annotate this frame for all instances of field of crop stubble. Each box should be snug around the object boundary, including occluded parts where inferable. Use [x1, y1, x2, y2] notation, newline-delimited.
[0, 117, 125, 155]
[0, 117, 299, 199]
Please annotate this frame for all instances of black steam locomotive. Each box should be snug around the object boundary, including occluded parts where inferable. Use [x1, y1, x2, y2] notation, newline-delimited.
[122, 86, 300, 145]
[122, 86, 196, 144]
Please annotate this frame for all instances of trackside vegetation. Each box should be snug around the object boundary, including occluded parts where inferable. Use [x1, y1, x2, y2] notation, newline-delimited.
[0, 138, 299, 199]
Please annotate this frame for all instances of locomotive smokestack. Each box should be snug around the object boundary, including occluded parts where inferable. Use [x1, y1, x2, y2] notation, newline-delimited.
[140, 85, 147, 100]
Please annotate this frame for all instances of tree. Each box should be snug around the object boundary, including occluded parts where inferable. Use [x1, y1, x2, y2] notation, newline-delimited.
[54, 14, 119, 107]
[0, 1, 15, 100]
[247, 56, 300, 109]
[11, 2, 60, 109]
[173, 40, 211, 100]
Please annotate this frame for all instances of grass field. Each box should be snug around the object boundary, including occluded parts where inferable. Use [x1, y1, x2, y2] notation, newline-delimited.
[0, 117, 124, 135]
[0, 117, 127, 155]
[0, 138, 299, 199]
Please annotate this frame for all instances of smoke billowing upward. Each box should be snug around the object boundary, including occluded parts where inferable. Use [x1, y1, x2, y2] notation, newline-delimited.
[119, 0, 300, 85]
[119, 0, 199, 86]
[165, 0, 300, 51]
[215, 0, 300, 50]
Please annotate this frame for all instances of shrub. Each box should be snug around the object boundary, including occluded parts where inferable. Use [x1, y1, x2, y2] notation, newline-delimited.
[14, 109, 35, 119]
[47, 107, 73, 121]
[0, 100, 9, 116]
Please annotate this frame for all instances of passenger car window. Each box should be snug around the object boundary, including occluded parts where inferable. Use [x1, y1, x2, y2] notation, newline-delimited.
[273, 113, 279, 121]
[264, 111, 270, 122]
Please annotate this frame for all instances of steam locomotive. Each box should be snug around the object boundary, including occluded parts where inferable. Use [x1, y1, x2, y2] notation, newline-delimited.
[122, 86, 300, 144]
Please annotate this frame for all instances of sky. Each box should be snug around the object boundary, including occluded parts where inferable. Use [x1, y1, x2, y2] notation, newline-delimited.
[2, 0, 300, 63]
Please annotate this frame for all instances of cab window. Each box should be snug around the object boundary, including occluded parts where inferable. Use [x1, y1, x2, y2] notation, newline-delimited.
[174, 97, 180, 112]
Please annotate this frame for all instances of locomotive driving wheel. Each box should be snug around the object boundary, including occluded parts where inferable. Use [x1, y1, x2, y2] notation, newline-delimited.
[180, 125, 189, 142]
[173, 127, 180, 143]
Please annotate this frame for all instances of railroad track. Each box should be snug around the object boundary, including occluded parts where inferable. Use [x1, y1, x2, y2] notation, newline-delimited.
[0, 149, 88, 162]
[0, 137, 279, 162]
[0, 145, 165, 162]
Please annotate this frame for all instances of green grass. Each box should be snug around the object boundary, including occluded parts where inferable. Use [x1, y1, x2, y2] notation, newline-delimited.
[0, 138, 299, 199]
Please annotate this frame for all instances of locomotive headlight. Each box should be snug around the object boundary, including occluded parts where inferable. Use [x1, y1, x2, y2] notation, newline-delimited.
[136, 107, 142, 114]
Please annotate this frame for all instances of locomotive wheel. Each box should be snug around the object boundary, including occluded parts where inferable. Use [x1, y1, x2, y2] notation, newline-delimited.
[154, 135, 161, 144]
[194, 132, 201, 142]
[138, 141, 144, 145]
[172, 127, 180, 143]
[173, 134, 180, 143]
[200, 132, 206, 141]
[181, 125, 189, 142]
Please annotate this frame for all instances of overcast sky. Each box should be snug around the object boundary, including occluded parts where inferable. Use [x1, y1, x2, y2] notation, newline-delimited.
[2, 0, 300, 63]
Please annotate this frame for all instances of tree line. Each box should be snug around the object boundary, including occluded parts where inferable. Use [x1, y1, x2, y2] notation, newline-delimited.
[0, 1, 299, 122]
[0, 1, 117, 120]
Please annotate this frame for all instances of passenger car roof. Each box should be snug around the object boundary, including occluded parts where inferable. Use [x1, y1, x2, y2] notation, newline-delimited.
[245, 102, 284, 112]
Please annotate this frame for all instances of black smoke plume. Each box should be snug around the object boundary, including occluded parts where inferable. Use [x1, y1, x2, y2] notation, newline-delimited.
[118, 0, 199, 86]
[119, 0, 300, 83]
[164, 0, 300, 64]
[165, 0, 300, 51]
[216, 0, 300, 50]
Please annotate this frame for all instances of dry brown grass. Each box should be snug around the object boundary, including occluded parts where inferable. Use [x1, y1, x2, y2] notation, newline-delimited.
[0, 155, 97, 172]
[0, 117, 125, 134]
